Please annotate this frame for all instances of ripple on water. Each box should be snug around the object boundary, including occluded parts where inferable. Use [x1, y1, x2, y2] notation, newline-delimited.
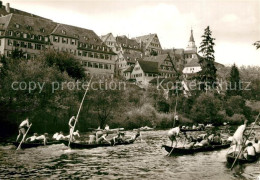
[0, 130, 260, 179]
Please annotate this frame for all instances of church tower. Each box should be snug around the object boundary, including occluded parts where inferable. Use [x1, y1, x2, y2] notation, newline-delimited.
[186, 28, 197, 52]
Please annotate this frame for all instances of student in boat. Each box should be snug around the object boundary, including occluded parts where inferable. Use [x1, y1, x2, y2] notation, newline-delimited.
[253, 138, 260, 154]
[167, 126, 181, 147]
[56, 131, 67, 140]
[16, 118, 31, 142]
[232, 120, 248, 153]
[104, 124, 110, 130]
[195, 135, 209, 147]
[36, 133, 49, 145]
[26, 133, 38, 142]
[212, 133, 222, 145]
[66, 130, 80, 142]
[68, 116, 76, 137]
[112, 131, 124, 145]
[243, 142, 256, 160]
[97, 132, 111, 144]
[52, 132, 59, 140]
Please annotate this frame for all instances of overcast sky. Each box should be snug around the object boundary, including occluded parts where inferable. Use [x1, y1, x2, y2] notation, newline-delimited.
[4, 0, 260, 66]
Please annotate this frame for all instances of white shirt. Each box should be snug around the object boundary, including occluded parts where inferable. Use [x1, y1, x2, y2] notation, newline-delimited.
[253, 143, 260, 153]
[168, 127, 180, 137]
[246, 146, 256, 156]
[233, 124, 246, 142]
[53, 133, 59, 139]
[56, 134, 65, 140]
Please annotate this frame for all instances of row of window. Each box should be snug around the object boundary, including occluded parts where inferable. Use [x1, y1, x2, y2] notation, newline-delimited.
[6, 50, 36, 60]
[8, 31, 49, 42]
[78, 50, 112, 60]
[82, 61, 112, 70]
[150, 43, 160, 47]
[185, 54, 193, 59]
[131, 72, 175, 78]
[8, 39, 45, 50]
[160, 65, 174, 71]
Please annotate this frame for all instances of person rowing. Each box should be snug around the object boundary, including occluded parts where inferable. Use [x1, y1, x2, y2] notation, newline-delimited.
[167, 125, 181, 148]
[26, 133, 38, 142]
[231, 120, 248, 153]
[16, 118, 32, 142]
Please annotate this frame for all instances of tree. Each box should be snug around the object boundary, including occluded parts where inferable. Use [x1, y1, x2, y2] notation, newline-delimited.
[226, 64, 241, 96]
[197, 26, 217, 91]
[253, 41, 260, 49]
[41, 50, 86, 80]
[190, 93, 222, 124]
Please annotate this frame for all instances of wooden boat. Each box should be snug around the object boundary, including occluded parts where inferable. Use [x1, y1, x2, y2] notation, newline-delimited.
[12, 140, 66, 149]
[63, 139, 135, 149]
[226, 152, 260, 164]
[180, 128, 204, 132]
[162, 143, 231, 156]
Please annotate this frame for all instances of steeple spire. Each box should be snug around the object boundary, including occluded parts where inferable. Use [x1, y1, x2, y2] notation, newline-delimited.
[189, 28, 194, 42]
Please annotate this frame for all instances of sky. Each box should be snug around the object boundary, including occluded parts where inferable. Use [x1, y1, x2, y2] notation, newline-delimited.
[4, 0, 260, 66]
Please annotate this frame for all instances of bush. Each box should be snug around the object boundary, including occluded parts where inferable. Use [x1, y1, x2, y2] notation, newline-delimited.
[227, 114, 246, 125]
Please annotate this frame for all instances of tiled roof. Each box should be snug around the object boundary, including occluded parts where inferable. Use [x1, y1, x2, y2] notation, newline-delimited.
[138, 60, 159, 73]
[184, 59, 200, 67]
[133, 33, 156, 45]
[0, 14, 56, 36]
[143, 54, 169, 66]
[184, 50, 197, 54]
[100, 33, 112, 42]
[124, 66, 134, 73]
[0, 4, 48, 19]
[116, 35, 141, 49]
[122, 52, 142, 62]
[149, 77, 178, 84]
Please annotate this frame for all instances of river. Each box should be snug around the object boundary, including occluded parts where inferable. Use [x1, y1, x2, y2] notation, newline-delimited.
[0, 130, 259, 180]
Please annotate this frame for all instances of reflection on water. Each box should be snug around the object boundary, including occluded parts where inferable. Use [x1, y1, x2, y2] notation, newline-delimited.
[0, 130, 259, 179]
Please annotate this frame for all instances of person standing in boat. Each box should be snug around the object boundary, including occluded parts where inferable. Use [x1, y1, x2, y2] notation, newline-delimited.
[232, 120, 248, 153]
[68, 116, 76, 137]
[16, 118, 31, 142]
[167, 126, 181, 147]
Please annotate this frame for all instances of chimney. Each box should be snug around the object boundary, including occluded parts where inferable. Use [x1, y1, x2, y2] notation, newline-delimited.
[6, 3, 10, 13]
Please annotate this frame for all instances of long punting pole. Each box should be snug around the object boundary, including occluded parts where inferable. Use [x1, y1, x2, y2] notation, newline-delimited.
[68, 77, 93, 148]
[16, 124, 32, 150]
[230, 112, 260, 170]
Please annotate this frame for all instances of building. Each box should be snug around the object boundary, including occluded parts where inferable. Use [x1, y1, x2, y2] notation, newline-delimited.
[100, 33, 119, 53]
[118, 51, 142, 76]
[0, 13, 117, 77]
[133, 33, 162, 56]
[186, 28, 197, 52]
[0, 14, 56, 59]
[128, 54, 177, 85]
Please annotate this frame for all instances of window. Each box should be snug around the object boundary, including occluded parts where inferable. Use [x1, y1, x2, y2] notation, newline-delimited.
[27, 25, 33, 30]
[78, 50, 82, 56]
[44, 37, 48, 42]
[38, 35, 42, 41]
[71, 39, 76, 45]
[35, 44, 41, 50]
[62, 30, 66, 35]
[40, 28, 45, 33]
[83, 51, 87, 57]
[54, 36, 59, 42]
[15, 24, 20, 28]
[7, 39, 13, 46]
[28, 43, 33, 49]
[62, 37, 68, 44]
[8, 31, 13, 36]
[31, 34, 35, 40]
[88, 62, 93, 67]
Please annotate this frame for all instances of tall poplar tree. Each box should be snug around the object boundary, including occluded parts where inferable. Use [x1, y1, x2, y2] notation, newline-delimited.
[197, 26, 217, 91]
[227, 64, 241, 96]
